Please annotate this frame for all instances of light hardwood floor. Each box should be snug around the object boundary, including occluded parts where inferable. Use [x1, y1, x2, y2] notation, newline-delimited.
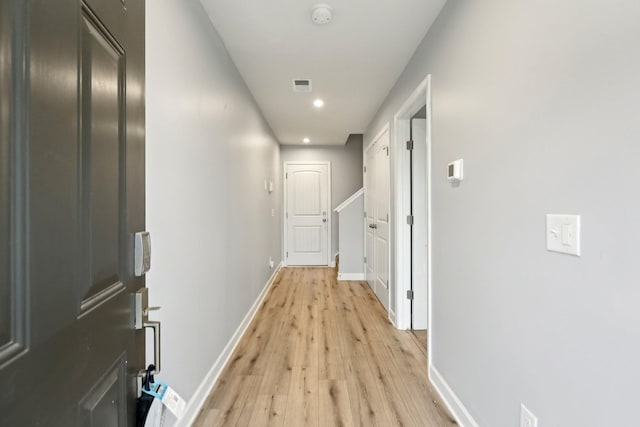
[193, 267, 457, 427]
[410, 330, 428, 357]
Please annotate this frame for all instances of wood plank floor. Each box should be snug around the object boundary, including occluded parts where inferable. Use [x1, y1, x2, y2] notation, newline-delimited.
[410, 330, 428, 357]
[193, 267, 457, 427]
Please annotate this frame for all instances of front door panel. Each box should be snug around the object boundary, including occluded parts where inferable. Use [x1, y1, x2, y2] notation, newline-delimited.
[286, 163, 330, 266]
[0, 0, 146, 425]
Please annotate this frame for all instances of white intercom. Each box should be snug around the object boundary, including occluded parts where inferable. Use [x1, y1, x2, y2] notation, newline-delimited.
[447, 159, 464, 182]
[134, 231, 151, 276]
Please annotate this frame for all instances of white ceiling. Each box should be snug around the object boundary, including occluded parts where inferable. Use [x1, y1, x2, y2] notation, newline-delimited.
[199, 1, 447, 145]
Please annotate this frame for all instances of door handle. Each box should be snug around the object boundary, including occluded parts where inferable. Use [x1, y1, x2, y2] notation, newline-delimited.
[323, 218, 327, 223]
[369, 223, 377, 229]
[144, 319, 161, 374]
[134, 288, 162, 396]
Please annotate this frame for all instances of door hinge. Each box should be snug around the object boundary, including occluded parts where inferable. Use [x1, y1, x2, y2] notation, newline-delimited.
[407, 289, 414, 300]
[285, 172, 288, 179]
[407, 215, 414, 226]
[364, 211, 367, 218]
[364, 166, 367, 173]
[385, 146, 389, 157]
[406, 140, 414, 151]
[364, 256, 367, 264]
[286, 252, 288, 258]
[386, 213, 389, 222]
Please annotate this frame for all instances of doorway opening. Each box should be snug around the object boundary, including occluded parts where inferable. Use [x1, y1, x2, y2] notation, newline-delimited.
[392, 76, 432, 361]
[409, 106, 428, 335]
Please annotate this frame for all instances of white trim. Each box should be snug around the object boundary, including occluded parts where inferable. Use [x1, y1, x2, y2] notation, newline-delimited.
[334, 188, 364, 213]
[178, 262, 283, 427]
[330, 251, 339, 268]
[365, 122, 390, 153]
[337, 272, 365, 281]
[283, 161, 332, 267]
[429, 366, 479, 427]
[392, 75, 432, 333]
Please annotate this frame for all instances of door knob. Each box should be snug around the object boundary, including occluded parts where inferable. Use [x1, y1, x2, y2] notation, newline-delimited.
[323, 218, 327, 223]
[369, 223, 377, 229]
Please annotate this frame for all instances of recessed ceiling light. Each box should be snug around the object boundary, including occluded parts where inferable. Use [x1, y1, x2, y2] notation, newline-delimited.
[303, 137, 311, 144]
[313, 99, 324, 108]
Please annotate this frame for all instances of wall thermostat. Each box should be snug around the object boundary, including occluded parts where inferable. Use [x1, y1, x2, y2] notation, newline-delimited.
[447, 159, 464, 182]
[134, 231, 151, 276]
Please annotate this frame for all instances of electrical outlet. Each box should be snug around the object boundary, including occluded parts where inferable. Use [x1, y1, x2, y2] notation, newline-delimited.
[520, 404, 538, 427]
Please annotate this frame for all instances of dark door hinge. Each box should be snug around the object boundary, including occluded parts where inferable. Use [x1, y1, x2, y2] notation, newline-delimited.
[406, 140, 414, 151]
[407, 215, 414, 226]
[407, 290, 414, 300]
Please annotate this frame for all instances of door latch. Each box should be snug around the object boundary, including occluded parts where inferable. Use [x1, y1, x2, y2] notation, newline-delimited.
[134, 288, 161, 396]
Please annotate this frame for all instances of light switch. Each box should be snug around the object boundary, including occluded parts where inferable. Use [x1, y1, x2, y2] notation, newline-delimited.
[546, 214, 581, 256]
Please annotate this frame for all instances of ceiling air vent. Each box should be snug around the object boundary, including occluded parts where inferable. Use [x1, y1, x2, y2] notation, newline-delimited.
[293, 79, 312, 93]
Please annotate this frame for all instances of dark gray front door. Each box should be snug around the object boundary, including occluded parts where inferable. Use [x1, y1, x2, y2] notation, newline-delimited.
[0, 0, 145, 425]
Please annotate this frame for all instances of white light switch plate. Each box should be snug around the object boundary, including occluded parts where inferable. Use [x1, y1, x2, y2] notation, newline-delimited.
[546, 214, 581, 256]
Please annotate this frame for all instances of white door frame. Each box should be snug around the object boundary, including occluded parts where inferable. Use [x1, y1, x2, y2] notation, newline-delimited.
[392, 76, 432, 353]
[364, 124, 393, 321]
[283, 161, 332, 267]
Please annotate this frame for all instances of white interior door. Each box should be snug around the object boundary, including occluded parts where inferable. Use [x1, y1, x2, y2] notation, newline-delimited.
[364, 130, 390, 312]
[365, 148, 376, 285]
[374, 135, 390, 310]
[285, 163, 330, 266]
[411, 118, 428, 329]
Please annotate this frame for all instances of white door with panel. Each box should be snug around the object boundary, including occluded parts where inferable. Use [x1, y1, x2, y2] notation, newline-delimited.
[285, 163, 330, 266]
[365, 130, 390, 311]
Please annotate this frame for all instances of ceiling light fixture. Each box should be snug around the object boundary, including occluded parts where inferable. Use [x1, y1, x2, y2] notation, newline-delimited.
[311, 4, 333, 25]
[303, 137, 311, 144]
[313, 99, 324, 108]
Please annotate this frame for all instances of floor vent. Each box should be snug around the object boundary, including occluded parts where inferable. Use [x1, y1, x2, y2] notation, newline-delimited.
[293, 79, 312, 92]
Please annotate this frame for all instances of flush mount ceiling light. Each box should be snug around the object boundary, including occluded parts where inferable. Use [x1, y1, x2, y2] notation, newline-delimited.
[303, 137, 311, 144]
[313, 99, 324, 108]
[311, 4, 333, 25]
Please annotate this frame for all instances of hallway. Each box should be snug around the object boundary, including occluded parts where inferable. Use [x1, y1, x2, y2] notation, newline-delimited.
[193, 268, 456, 426]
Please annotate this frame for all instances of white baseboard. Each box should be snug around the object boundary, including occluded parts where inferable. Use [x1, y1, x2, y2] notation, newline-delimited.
[178, 262, 283, 427]
[388, 309, 397, 328]
[337, 272, 365, 281]
[429, 365, 479, 427]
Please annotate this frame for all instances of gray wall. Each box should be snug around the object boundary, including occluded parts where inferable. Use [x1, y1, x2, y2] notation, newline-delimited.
[337, 194, 364, 277]
[145, 0, 281, 417]
[365, 0, 640, 426]
[281, 135, 363, 260]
